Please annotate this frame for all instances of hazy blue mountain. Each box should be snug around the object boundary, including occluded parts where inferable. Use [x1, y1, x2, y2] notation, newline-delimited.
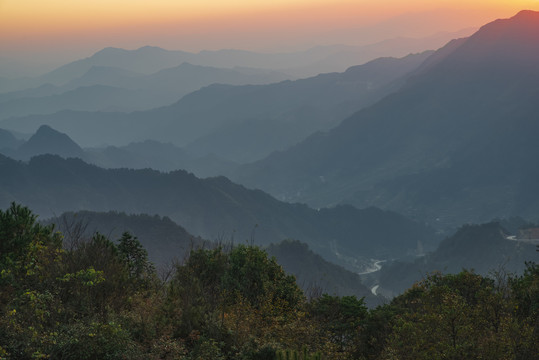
[234, 10, 539, 228]
[267, 240, 382, 306]
[60, 63, 290, 104]
[86, 140, 238, 178]
[291, 28, 474, 77]
[0, 76, 44, 94]
[0, 29, 469, 93]
[47, 210, 206, 267]
[0, 128, 23, 151]
[0, 85, 154, 120]
[35, 39, 434, 84]
[0, 154, 436, 264]
[38, 46, 193, 86]
[0, 83, 63, 104]
[0, 64, 291, 119]
[189, 30, 470, 78]
[62, 66, 143, 89]
[373, 221, 538, 297]
[0, 52, 432, 161]
[0, 56, 59, 79]
[185, 52, 433, 162]
[87, 140, 192, 170]
[14, 125, 85, 161]
[4, 125, 235, 178]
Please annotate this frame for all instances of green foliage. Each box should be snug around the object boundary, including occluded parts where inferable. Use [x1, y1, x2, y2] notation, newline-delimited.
[168, 244, 305, 353]
[222, 244, 304, 309]
[355, 304, 400, 360]
[188, 337, 225, 360]
[276, 348, 322, 360]
[382, 269, 539, 360]
[51, 321, 137, 360]
[117, 231, 154, 281]
[308, 294, 367, 356]
[510, 262, 539, 319]
[0, 204, 537, 360]
[0, 203, 61, 267]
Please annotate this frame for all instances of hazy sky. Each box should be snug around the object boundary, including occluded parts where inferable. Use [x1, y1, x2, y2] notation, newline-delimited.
[0, 0, 537, 67]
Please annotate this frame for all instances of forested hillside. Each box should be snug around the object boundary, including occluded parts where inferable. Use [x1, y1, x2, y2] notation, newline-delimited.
[47, 210, 206, 266]
[0, 154, 436, 266]
[1, 204, 537, 359]
[45, 211, 378, 302]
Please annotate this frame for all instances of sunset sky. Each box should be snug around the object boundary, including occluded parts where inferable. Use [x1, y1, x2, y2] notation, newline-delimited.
[1, 0, 538, 72]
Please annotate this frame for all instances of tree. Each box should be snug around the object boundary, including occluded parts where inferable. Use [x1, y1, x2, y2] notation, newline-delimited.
[117, 231, 154, 281]
[308, 294, 367, 357]
[381, 270, 535, 360]
[0, 202, 61, 268]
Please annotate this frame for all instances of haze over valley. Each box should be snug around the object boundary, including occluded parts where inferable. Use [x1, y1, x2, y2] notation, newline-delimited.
[1, 3, 538, 358]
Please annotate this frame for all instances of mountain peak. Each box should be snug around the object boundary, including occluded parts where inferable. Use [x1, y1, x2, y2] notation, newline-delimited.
[17, 125, 85, 160]
[135, 45, 167, 53]
[429, 9, 539, 70]
[477, 9, 539, 40]
[34, 124, 60, 137]
[513, 9, 539, 20]
[91, 47, 131, 60]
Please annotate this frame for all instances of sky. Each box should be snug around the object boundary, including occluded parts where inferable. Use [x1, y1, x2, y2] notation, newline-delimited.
[0, 0, 538, 73]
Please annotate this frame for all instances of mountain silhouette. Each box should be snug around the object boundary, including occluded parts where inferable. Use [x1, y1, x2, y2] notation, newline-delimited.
[86, 140, 238, 178]
[0, 154, 436, 263]
[0, 128, 22, 150]
[0, 64, 290, 120]
[234, 10, 539, 228]
[16, 125, 85, 160]
[0, 52, 432, 160]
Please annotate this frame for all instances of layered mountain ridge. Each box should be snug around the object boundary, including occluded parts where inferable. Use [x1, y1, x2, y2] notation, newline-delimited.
[234, 10, 539, 229]
[0, 52, 432, 163]
[0, 153, 437, 269]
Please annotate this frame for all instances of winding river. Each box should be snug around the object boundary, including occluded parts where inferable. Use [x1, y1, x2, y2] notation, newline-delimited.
[357, 259, 386, 275]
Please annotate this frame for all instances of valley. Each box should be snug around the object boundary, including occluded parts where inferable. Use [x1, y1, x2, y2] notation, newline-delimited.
[1, 7, 538, 359]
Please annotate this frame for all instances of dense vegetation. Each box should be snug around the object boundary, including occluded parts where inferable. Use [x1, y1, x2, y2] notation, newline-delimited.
[1, 204, 537, 359]
[266, 240, 379, 306]
[47, 210, 206, 267]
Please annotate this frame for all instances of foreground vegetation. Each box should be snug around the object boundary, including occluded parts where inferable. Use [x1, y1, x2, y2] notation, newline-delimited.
[0, 204, 537, 359]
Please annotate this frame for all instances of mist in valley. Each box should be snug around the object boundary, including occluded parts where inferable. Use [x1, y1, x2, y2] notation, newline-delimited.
[1, 3, 538, 358]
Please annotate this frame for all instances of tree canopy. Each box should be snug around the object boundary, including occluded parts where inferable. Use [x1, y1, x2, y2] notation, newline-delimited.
[0, 203, 537, 359]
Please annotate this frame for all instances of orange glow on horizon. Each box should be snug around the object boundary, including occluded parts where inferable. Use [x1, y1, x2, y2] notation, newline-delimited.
[1, 0, 538, 58]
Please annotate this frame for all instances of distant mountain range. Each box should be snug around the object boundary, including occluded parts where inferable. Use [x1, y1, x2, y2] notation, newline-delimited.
[0, 52, 432, 163]
[0, 129, 23, 152]
[234, 10, 539, 229]
[373, 221, 538, 297]
[0, 64, 291, 119]
[0, 125, 235, 178]
[0, 153, 437, 266]
[0, 29, 472, 93]
[15, 125, 85, 160]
